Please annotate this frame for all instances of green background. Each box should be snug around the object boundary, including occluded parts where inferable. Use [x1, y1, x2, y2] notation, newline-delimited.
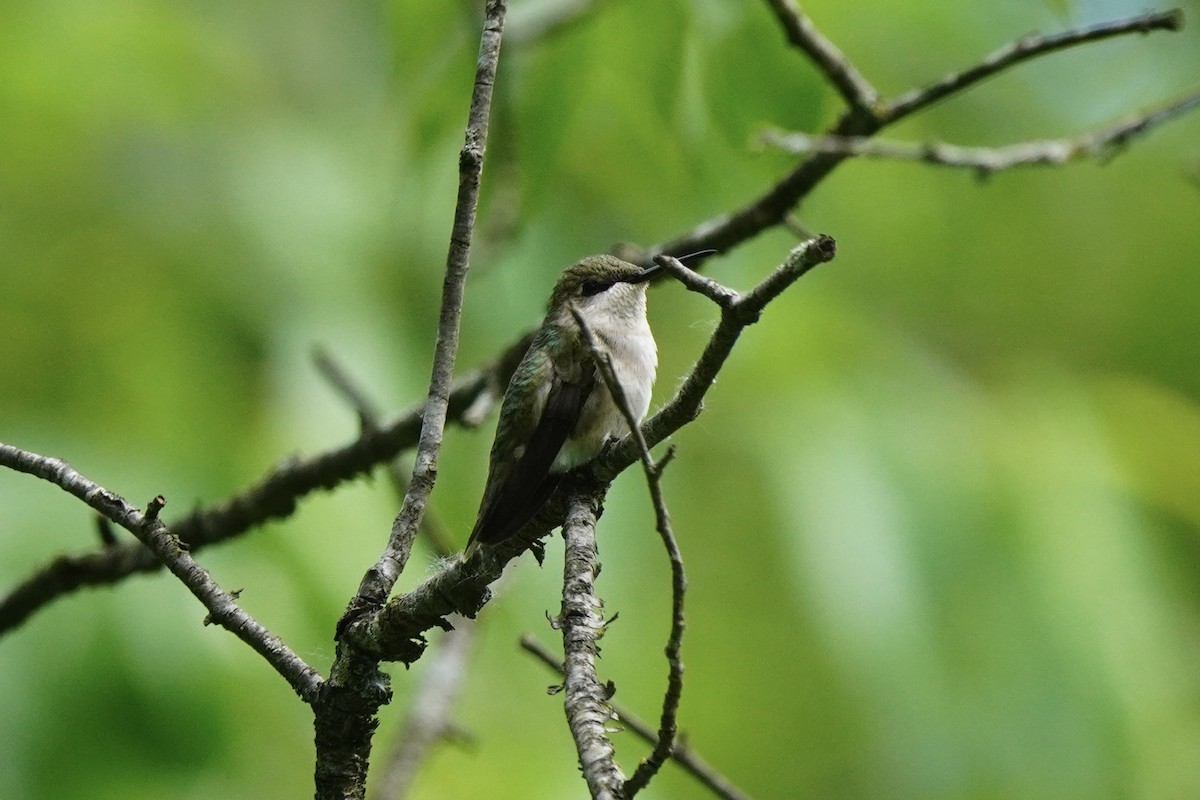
[2, 1, 1200, 797]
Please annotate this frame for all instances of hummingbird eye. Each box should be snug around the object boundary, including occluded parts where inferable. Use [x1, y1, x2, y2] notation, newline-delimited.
[579, 279, 610, 297]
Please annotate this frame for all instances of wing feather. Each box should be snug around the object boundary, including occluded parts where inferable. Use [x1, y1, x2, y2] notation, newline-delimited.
[466, 339, 594, 552]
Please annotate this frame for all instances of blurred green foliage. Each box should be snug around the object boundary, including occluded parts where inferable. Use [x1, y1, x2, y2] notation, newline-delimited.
[2, 1, 1199, 798]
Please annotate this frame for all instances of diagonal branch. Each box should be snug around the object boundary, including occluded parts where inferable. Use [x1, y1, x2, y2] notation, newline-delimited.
[4, 8, 1187, 652]
[762, 88, 1200, 176]
[653, 8, 1186, 264]
[616, 236, 837, 471]
[761, 0, 878, 112]
[0, 444, 324, 702]
[0, 353, 517, 637]
[342, 0, 509, 625]
[882, 9, 1184, 122]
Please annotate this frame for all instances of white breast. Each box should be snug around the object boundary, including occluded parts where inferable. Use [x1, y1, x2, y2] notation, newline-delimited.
[554, 284, 657, 470]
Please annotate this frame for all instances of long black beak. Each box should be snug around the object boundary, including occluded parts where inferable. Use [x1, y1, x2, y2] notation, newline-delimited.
[629, 263, 663, 283]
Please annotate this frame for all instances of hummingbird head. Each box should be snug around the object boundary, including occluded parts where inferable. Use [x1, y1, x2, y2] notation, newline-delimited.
[546, 255, 660, 313]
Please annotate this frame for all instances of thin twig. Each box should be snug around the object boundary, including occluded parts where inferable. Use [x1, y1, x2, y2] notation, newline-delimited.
[652, 9, 1186, 263]
[313, 5, 509, 800]
[621, 437, 684, 795]
[558, 487, 626, 799]
[613, 237, 837, 471]
[882, 9, 1184, 122]
[763, 88, 1200, 176]
[568, 304, 688, 796]
[0, 355, 508, 637]
[761, 0, 878, 112]
[341, 0, 508, 628]
[520, 634, 752, 800]
[0, 444, 324, 702]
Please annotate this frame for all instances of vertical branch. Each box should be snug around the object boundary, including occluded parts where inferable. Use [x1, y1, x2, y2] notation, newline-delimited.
[568, 304, 688, 796]
[344, 0, 509, 623]
[520, 635, 753, 800]
[313, 5, 509, 800]
[560, 488, 626, 799]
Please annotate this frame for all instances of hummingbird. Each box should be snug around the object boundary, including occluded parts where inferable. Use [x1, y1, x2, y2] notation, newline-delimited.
[464, 254, 660, 557]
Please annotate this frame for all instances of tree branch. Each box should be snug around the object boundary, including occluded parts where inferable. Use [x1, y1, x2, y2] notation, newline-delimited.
[558, 487, 626, 799]
[652, 9, 1186, 264]
[622, 445, 684, 797]
[313, 4, 508, 799]
[761, 0, 878, 112]
[343, 0, 508, 624]
[3, 11, 1185, 641]
[521, 634, 752, 800]
[316, 347, 472, 799]
[568, 303, 688, 797]
[881, 9, 1185, 123]
[0, 356, 508, 636]
[613, 236, 837, 472]
[0, 444, 324, 702]
[764, 89, 1200, 176]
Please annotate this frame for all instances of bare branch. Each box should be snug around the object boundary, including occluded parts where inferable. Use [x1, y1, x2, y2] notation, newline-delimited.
[761, 0, 878, 112]
[882, 9, 1184, 123]
[764, 89, 1200, 176]
[0, 444, 324, 702]
[0, 356, 510, 637]
[568, 304, 688, 797]
[520, 635, 752, 800]
[653, 258, 738, 308]
[317, 349, 473, 798]
[621, 440, 684, 796]
[653, 9, 1185, 263]
[558, 488, 626, 799]
[313, 5, 509, 800]
[6, 11, 1182, 639]
[614, 236, 837, 473]
[342, 0, 509, 626]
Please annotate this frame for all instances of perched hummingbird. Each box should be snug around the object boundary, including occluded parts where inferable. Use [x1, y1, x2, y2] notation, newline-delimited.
[464, 255, 660, 557]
